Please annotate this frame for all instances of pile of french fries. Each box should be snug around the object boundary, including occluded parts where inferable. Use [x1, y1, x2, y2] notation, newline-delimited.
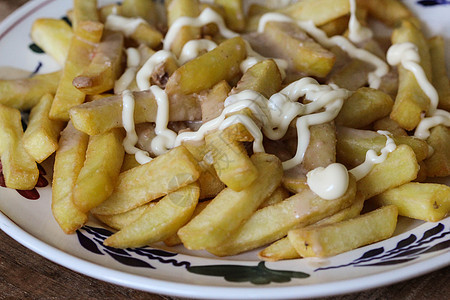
[0, 0, 449, 260]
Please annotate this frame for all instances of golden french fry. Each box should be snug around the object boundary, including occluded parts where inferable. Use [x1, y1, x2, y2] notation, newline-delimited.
[165, 36, 247, 96]
[50, 20, 104, 121]
[359, 0, 418, 27]
[0, 71, 61, 110]
[390, 20, 432, 130]
[91, 146, 201, 215]
[69, 90, 201, 135]
[424, 125, 450, 177]
[373, 117, 408, 137]
[335, 87, 394, 128]
[357, 145, 420, 200]
[31, 18, 72, 65]
[72, 31, 124, 95]
[0, 104, 39, 190]
[209, 175, 356, 256]
[72, 128, 125, 213]
[22, 93, 65, 163]
[72, 0, 99, 30]
[214, 0, 245, 32]
[178, 153, 282, 250]
[288, 205, 398, 257]
[51, 122, 89, 234]
[94, 202, 155, 231]
[121, 0, 158, 25]
[258, 186, 290, 209]
[262, 21, 335, 77]
[428, 36, 450, 111]
[372, 182, 450, 222]
[104, 183, 200, 248]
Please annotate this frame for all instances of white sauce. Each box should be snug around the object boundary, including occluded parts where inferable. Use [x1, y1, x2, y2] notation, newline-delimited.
[349, 131, 397, 180]
[387, 42, 438, 115]
[348, 0, 373, 43]
[136, 50, 175, 90]
[115, 48, 141, 94]
[307, 163, 349, 200]
[257, 13, 389, 89]
[121, 90, 152, 164]
[178, 39, 218, 65]
[105, 15, 146, 37]
[414, 109, 450, 140]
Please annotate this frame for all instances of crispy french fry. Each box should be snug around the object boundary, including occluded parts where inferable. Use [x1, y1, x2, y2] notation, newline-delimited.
[356, 145, 420, 200]
[259, 186, 290, 209]
[121, 0, 158, 25]
[336, 126, 429, 168]
[358, 0, 418, 27]
[0, 104, 39, 190]
[50, 21, 104, 121]
[94, 202, 155, 230]
[73, 31, 124, 95]
[0, 71, 61, 110]
[51, 122, 89, 234]
[91, 146, 201, 215]
[424, 125, 450, 177]
[165, 36, 247, 96]
[22, 94, 65, 163]
[428, 36, 450, 111]
[262, 21, 335, 77]
[373, 117, 408, 137]
[204, 128, 258, 191]
[69, 90, 202, 135]
[214, 0, 245, 32]
[389, 20, 432, 130]
[335, 87, 394, 128]
[372, 182, 450, 222]
[288, 205, 398, 257]
[209, 175, 356, 256]
[72, 0, 99, 30]
[72, 128, 125, 213]
[30, 18, 72, 65]
[104, 183, 200, 248]
[259, 192, 364, 261]
[178, 153, 282, 250]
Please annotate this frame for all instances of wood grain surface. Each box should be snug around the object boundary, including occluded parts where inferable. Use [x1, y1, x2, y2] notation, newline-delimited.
[0, 1, 449, 299]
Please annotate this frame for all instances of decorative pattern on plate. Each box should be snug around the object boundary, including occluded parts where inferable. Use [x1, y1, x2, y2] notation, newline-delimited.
[78, 225, 311, 284]
[316, 222, 450, 271]
[417, 0, 450, 6]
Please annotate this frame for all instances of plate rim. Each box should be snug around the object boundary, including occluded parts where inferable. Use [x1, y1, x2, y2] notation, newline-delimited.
[0, 0, 449, 299]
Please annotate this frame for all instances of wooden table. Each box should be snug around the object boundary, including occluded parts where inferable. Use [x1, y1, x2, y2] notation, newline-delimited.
[0, 0, 449, 299]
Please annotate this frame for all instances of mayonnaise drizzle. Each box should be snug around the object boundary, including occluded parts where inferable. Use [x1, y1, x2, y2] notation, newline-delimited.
[348, 0, 373, 43]
[115, 48, 141, 94]
[105, 15, 146, 37]
[349, 130, 397, 181]
[387, 42, 438, 115]
[414, 109, 450, 140]
[257, 13, 389, 89]
[121, 89, 152, 164]
[307, 163, 349, 200]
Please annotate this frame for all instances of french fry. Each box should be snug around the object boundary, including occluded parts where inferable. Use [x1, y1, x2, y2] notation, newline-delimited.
[204, 128, 258, 191]
[121, 0, 158, 26]
[258, 186, 290, 209]
[104, 183, 200, 248]
[373, 117, 408, 137]
[72, 0, 99, 30]
[259, 192, 364, 261]
[288, 205, 398, 257]
[336, 126, 429, 168]
[262, 21, 335, 77]
[166, 0, 201, 57]
[0, 71, 61, 110]
[424, 125, 450, 177]
[214, 0, 245, 32]
[0, 104, 39, 190]
[209, 175, 356, 256]
[69, 90, 202, 135]
[358, 0, 418, 27]
[51, 122, 89, 234]
[356, 145, 420, 200]
[372, 182, 450, 222]
[164, 200, 210, 247]
[198, 80, 229, 122]
[72, 31, 124, 95]
[50, 20, 104, 121]
[30, 18, 73, 65]
[91, 145, 201, 215]
[428, 36, 450, 111]
[72, 128, 125, 213]
[335, 87, 394, 128]
[22, 94, 65, 163]
[165, 36, 247, 96]
[178, 153, 282, 250]
[94, 202, 155, 230]
[389, 20, 432, 130]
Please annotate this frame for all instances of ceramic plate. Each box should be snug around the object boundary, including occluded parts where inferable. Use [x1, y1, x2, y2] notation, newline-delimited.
[0, 1, 449, 299]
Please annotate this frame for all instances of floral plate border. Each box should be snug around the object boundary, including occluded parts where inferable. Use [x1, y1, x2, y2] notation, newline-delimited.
[0, 0, 449, 299]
